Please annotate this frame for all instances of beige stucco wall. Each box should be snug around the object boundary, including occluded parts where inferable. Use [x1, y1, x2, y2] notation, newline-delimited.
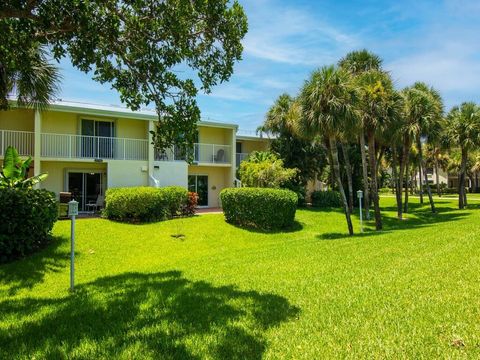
[198, 126, 233, 145]
[107, 160, 149, 188]
[238, 138, 269, 153]
[42, 110, 78, 134]
[40, 161, 107, 197]
[153, 161, 188, 188]
[188, 165, 231, 207]
[42, 111, 148, 139]
[0, 108, 34, 131]
[116, 118, 148, 139]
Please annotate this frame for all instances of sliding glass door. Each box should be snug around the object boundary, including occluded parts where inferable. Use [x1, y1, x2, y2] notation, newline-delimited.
[68, 171, 105, 211]
[81, 119, 115, 158]
[188, 175, 208, 206]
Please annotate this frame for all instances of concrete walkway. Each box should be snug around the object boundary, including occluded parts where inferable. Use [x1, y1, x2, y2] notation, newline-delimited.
[196, 207, 223, 215]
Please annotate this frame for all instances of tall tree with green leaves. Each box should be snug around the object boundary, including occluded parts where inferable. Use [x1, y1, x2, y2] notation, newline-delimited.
[338, 49, 383, 220]
[260, 93, 326, 203]
[402, 82, 443, 213]
[238, 151, 298, 188]
[355, 70, 396, 230]
[0, 45, 61, 110]
[299, 65, 357, 235]
[0, 0, 248, 158]
[444, 102, 480, 209]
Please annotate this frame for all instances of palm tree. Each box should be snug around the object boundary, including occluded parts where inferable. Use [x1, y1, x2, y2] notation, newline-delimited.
[299, 65, 357, 235]
[1, 46, 61, 110]
[261, 93, 300, 135]
[410, 83, 443, 213]
[444, 102, 480, 209]
[378, 90, 404, 218]
[338, 50, 383, 220]
[399, 84, 442, 214]
[355, 70, 395, 230]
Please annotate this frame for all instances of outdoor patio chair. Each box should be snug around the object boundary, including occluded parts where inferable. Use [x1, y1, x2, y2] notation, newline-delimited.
[86, 194, 104, 214]
[213, 148, 225, 163]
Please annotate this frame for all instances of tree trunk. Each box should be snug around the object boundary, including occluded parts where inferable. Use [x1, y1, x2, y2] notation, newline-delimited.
[341, 142, 354, 213]
[399, 138, 410, 219]
[434, 149, 441, 197]
[367, 132, 382, 230]
[392, 147, 402, 219]
[329, 136, 354, 235]
[410, 169, 415, 195]
[326, 141, 335, 190]
[404, 169, 409, 213]
[359, 130, 370, 220]
[418, 162, 424, 204]
[376, 147, 385, 178]
[417, 139, 436, 213]
[458, 148, 467, 209]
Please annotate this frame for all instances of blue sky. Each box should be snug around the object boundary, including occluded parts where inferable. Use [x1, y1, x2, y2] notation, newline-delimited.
[57, 0, 480, 131]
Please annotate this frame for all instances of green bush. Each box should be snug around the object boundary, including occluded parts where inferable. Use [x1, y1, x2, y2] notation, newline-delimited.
[0, 188, 58, 263]
[103, 186, 189, 223]
[311, 190, 342, 208]
[220, 187, 297, 230]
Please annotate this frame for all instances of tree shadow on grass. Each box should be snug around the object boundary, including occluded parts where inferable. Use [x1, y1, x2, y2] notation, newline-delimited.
[0, 271, 299, 359]
[311, 204, 471, 241]
[0, 236, 69, 296]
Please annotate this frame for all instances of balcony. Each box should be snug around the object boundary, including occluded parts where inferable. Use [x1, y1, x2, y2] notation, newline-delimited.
[155, 143, 231, 165]
[41, 133, 148, 160]
[0, 130, 34, 157]
[236, 152, 249, 167]
[0, 130, 149, 161]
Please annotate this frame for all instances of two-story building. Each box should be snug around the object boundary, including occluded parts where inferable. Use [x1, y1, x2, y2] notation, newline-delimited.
[0, 101, 269, 210]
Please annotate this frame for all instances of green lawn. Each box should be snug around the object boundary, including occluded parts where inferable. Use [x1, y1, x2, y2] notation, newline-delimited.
[1, 197, 480, 359]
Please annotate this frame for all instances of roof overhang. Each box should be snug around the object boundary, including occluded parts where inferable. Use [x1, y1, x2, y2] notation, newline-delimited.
[8, 99, 238, 129]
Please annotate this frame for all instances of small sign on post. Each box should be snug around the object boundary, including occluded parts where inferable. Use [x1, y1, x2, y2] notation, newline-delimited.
[68, 200, 78, 292]
[357, 190, 363, 233]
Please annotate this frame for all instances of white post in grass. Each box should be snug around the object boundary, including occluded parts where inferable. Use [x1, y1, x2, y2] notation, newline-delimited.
[68, 200, 79, 292]
[357, 190, 363, 233]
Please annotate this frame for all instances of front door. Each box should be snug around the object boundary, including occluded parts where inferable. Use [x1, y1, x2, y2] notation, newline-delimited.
[188, 175, 208, 206]
[68, 171, 104, 211]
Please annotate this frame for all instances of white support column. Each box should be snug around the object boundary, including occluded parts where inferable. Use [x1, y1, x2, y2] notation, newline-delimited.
[148, 120, 155, 184]
[230, 127, 237, 187]
[34, 110, 42, 189]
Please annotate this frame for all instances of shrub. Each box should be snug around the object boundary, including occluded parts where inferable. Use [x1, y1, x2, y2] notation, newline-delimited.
[311, 190, 342, 208]
[182, 192, 199, 216]
[103, 186, 189, 223]
[239, 151, 298, 188]
[220, 187, 297, 230]
[0, 188, 57, 263]
[161, 186, 189, 217]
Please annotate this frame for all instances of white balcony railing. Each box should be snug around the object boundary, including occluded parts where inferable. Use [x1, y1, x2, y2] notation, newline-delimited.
[41, 133, 148, 160]
[0, 130, 34, 157]
[155, 143, 231, 164]
[0, 130, 35, 157]
[1, 130, 230, 164]
[195, 143, 231, 164]
[236, 152, 249, 166]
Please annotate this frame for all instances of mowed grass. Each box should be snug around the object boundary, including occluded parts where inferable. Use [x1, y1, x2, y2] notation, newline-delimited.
[1, 197, 480, 359]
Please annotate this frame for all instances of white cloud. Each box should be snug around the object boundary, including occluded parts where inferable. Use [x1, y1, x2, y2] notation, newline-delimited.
[241, 0, 358, 65]
[388, 51, 480, 92]
[202, 83, 266, 103]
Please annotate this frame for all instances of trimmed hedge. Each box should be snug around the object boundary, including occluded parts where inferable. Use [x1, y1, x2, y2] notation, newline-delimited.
[220, 187, 297, 230]
[311, 190, 342, 208]
[103, 186, 190, 223]
[0, 188, 58, 263]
